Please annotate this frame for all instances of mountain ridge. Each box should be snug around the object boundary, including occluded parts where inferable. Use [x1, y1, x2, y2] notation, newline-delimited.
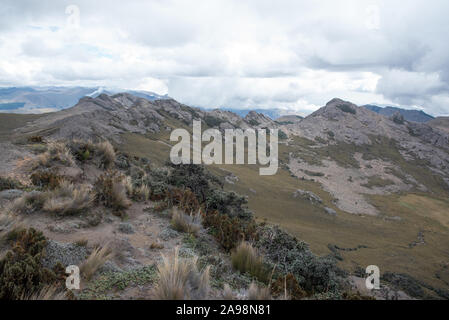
[364, 104, 434, 123]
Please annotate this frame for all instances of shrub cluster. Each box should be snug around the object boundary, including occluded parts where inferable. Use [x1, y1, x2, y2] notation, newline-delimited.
[68, 140, 116, 169]
[0, 228, 63, 300]
[256, 225, 344, 294]
[0, 176, 22, 191]
[30, 169, 62, 189]
[94, 171, 131, 214]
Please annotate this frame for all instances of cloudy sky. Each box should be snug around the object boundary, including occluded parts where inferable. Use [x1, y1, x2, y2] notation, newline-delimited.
[1, 0, 448, 116]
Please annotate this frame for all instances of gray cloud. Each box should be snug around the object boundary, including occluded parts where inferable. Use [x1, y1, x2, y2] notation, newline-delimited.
[0, 0, 448, 115]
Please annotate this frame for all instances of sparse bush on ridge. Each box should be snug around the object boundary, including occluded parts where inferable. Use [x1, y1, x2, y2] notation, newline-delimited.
[153, 247, 210, 300]
[231, 241, 268, 282]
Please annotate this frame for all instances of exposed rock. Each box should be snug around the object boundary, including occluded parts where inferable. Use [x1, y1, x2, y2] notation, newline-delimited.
[293, 189, 323, 204]
[324, 207, 337, 216]
[224, 173, 239, 184]
[118, 222, 135, 234]
[159, 227, 180, 241]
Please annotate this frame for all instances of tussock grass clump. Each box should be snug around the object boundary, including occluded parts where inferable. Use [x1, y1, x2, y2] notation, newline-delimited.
[20, 284, 67, 300]
[68, 139, 115, 168]
[247, 282, 271, 300]
[80, 245, 114, 280]
[94, 171, 131, 214]
[231, 242, 268, 282]
[10, 191, 48, 214]
[171, 208, 202, 235]
[37, 141, 75, 168]
[153, 247, 210, 300]
[43, 180, 94, 216]
[95, 140, 116, 169]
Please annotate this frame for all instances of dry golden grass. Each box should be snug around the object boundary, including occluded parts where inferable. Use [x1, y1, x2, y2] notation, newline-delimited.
[43, 180, 94, 215]
[170, 208, 202, 235]
[9, 191, 48, 214]
[231, 241, 268, 282]
[20, 285, 67, 300]
[221, 284, 236, 300]
[18, 141, 75, 172]
[153, 247, 210, 300]
[124, 176, 134, 195]
[94, 172, 131, 212]
[80, 245, 114, 280]
[136, 184, 150, 201]
[247, 282, 271, 300]
[95, 140, 116, 169]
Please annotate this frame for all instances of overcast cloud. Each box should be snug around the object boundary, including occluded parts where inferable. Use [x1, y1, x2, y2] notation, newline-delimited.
[0, 0, 448, 115]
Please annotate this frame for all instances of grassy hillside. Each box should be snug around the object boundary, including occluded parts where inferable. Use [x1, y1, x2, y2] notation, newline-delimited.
[0, 113, 46, 142]
[118, 130, 449, 294]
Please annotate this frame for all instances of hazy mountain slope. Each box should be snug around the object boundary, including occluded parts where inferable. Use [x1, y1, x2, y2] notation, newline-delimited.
[10, 93, 278, 142]
[0, 86, 169, 113]
[428, 116, 449, 133]
[285, 98, 449, 215]
[1, 93, 449, 298]
[364, 104, 434, 122]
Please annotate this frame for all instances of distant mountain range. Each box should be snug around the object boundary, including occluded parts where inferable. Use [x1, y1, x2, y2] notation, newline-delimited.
[0, 86, 169, 113]
[363, 104, 434, 123]
[201, 107, 285, 120]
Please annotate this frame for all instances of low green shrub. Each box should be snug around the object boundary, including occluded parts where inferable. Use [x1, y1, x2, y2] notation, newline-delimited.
[0, 228, 62, 300]
[256, 226, 344, 294]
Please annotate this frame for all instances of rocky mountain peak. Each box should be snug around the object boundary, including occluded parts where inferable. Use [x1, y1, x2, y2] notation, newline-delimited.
[244, 110, 276, 127]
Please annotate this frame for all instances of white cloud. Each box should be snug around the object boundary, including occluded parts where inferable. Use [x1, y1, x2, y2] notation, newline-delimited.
[0, 0, 448, 115]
